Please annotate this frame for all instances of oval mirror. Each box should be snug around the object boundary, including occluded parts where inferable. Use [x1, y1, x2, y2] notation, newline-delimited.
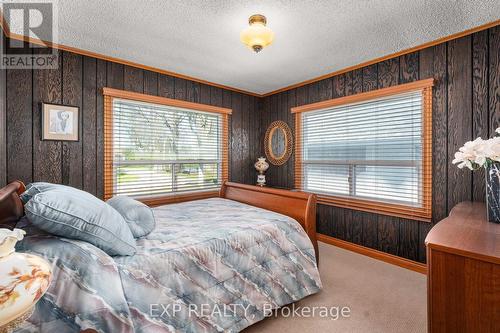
[264, 121, 293, 165]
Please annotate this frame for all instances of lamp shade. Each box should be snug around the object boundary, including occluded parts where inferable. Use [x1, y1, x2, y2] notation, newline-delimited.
[240, 14, 274, 53]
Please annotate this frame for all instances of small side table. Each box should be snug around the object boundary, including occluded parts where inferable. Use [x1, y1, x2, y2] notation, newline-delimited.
[0, 251, 51, 333]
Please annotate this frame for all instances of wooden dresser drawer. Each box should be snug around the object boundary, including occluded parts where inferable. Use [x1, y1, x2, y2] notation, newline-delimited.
[425, 202, 500, 333]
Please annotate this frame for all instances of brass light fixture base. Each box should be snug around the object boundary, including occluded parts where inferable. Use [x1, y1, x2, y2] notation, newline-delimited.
[249, 14, 267, 26]
[252, 45, 263, 53]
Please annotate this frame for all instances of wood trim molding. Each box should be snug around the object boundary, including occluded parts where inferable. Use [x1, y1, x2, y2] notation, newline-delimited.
[293, 80, 433, 221]
[102, 87, 232, 115]
[103, 95, 113, 200]
[318, 233, 427, 274]
[1, 8, 498, 98]
[263, 19, 500, 97]
[294, 113, 303, 190]
[291, 78, 434, 113]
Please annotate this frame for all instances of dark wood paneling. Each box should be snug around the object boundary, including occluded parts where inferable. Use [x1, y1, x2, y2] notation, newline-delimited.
[447, 36, 472, 210]
[62, 52, 83, 188]
[143, 70, 158, 96]
[241, 94, 251, 185]
[399, 52, 419, 84]
[333, 206, 347, 240]
[362, 64, 378, 92]
[187, 81, 200, 103]
[0, 31, 6, 187]
[259, 27, 500, 263]
[82, 56, 97, 195]
[210, 86, 223, 107]
[361, 211, 378, 249]
[472, 31, 489, 202]
[174, 77, 187, 100]
[431, 43, 449, 223]
[33, 49, 62, 184]
[318, 78, 332, 101]
[6, 59, 32, 184]
[200, 84, 210, 105]
[351, 210, 364, 245]
[158, 74, 174, 98]
[352, 69, 363, 94]
[377, 58, 399, 88]
[377, 215, 400, 255]
[230, 92, 242, 183]
[344, 71, 353, 96]
[490, 26, 500, 139]
[124, 65, 144, 93]
[307, 82, 320, 104]
[332, 74, 345, 98]
[106, 62, 124, 89]
[398, 219, 419, 261]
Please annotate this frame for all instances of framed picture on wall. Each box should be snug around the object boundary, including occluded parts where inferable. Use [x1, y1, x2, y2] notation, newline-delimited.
[41, 103, 79, 141]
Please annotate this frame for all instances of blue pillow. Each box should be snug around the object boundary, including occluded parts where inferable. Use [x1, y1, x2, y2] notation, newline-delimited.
[107, 196, 155, 238]
[24, 188, 136, 256]
[20, 182, 72, 203]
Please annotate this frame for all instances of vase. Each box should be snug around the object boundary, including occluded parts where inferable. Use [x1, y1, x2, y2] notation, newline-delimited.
[0, 229, 51, 327]
[485, 162, 500, 223]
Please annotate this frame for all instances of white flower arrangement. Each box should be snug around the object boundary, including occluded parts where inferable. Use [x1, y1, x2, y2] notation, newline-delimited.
[452, 128, 500, 170]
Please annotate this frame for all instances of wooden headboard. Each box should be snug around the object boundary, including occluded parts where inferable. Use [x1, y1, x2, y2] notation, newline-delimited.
[0, 181, 26, 228]
[220, 182, 318, 261]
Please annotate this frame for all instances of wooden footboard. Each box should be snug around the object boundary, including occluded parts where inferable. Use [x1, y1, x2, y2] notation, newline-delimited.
[220, 182, 318, 262]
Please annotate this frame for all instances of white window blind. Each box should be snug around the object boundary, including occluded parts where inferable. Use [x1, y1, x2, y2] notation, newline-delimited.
[111, 98, 223, 198]
[300, 90, 424, 207]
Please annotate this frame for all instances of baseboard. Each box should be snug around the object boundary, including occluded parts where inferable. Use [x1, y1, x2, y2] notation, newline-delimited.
[317, 233, 427, 275]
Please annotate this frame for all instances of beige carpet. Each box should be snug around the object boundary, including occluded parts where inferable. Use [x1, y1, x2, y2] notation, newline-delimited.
[245, 242, 427, 333]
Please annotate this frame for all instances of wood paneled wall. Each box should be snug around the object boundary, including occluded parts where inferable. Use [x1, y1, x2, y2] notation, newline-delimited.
[0, 31, 6, 187]
[260, 26, 500, 263]
[1, 37, 261, 198]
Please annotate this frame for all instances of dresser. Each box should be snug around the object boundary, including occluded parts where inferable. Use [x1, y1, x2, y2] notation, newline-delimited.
[425, 202, 500, 333]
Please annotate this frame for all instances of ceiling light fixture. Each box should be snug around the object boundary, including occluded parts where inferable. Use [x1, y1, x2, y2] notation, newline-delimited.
[240, 14, 274, 53]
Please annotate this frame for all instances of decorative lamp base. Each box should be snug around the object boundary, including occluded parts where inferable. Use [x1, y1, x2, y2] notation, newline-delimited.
[257, 175, 266, 187]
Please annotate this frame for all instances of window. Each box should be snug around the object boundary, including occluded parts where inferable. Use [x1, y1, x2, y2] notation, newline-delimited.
[293, 79, 433, 221]
[103, 88, 230, 203]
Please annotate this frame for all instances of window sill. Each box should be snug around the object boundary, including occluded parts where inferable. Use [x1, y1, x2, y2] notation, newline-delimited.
[314, 193, 432, 222]
[138, 189, 220, 207]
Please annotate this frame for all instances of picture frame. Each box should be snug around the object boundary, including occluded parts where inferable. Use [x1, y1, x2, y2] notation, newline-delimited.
[41, 103, 79, 141]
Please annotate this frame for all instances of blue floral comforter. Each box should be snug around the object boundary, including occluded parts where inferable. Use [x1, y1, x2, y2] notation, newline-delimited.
[14, 198, 322, 332]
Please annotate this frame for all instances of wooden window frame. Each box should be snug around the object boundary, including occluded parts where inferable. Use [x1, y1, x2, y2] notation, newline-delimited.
[292, 78, 434, 222]
[103, 87, 231, 206]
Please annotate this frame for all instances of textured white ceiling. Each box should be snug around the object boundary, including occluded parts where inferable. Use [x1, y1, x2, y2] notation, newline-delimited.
[54, 0, 499, 95]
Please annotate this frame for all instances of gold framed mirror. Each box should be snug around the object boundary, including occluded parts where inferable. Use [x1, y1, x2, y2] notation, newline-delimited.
[264, 120, 293, 165]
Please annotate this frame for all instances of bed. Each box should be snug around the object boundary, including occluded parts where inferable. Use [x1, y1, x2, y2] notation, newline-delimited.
[0, 181, 322, 333]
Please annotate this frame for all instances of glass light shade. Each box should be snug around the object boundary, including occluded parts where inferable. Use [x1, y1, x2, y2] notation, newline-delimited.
[240, 22, 274, 52]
